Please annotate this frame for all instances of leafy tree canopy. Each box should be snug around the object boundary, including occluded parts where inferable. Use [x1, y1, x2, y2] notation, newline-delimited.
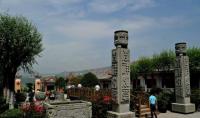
[131, 48, 200, 80]
[136, 57, 153, 75]
[80, 72, 99, 88]
[152, 50, 175, 71]
[187, 47, 200, 73]
[55, 77, 66, 88]
[0, 13, 43, 74]
[70, 76, 81, 86]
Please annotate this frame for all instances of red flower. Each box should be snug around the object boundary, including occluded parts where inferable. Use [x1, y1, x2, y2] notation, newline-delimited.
[103, 96, 111, 104]
[34, 104, 45, 113]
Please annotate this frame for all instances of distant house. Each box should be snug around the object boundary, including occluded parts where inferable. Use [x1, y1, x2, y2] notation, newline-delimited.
[67, 67, 113, 89]
[41, 76, 56, 92]
[133, 69, 200, 92]
[94, 69, 112, 89]
[92, 67, 200, 91]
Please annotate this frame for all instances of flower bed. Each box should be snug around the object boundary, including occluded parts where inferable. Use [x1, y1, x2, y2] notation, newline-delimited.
[20, 101, 46, 118]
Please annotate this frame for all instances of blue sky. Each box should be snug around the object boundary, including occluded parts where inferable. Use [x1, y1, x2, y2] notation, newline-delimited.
[0, 0, 200, 74]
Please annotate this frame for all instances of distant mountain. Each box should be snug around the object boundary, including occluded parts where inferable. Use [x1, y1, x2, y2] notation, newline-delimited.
[21, 75, 35, 85]
[56, 66, 111, 78]
[21, 66, 112, 84]
[21, 72, 55, 84]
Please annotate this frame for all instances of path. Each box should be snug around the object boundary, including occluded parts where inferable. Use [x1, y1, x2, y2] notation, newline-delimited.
[158, 111, 200, 118]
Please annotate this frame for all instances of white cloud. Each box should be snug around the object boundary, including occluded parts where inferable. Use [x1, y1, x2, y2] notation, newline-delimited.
[88, 0, 156, 13]
[55, 20, 112, 40]
[128, 0, 155, 11]
[0, 0, 196, 73]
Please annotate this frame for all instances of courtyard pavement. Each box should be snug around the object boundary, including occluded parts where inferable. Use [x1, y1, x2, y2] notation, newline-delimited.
[157, 111, 200, 118]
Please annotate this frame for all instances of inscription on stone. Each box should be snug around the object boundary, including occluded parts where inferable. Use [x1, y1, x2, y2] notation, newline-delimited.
[111, 49, 118, 102]
[175, 43, 191, 98]
[172, 42, 195, 113]
[183, 56, 190, 97]
[175, 57, 183, 97]
[111, 31, 130, 105]
[108, 30, 134, 117]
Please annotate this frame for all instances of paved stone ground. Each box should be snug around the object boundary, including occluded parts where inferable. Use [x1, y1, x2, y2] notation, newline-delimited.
[158, 111, 200, 118]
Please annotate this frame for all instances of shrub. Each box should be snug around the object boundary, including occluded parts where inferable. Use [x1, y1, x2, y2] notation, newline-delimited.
[92, 96, 112, 118]
[0, 109, 23, 118]
[157, 92, 171, 113]
[20, 102, 46, 118]
[150, 87, 162, 95]
[15, 92, 26, 102]
[0, 97, 8, 113]
[191, 89, 200, 111]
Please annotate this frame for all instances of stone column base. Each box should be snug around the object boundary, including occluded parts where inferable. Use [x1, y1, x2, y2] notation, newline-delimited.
[107, 111, 135, 118]
[172, 103, 195, 113]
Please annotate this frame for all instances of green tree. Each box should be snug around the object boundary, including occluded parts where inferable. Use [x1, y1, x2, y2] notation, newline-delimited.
[80, 72, 99, 88]
[0, 13, 43, 109]
[130, 57, 153, 89]
[154, 50, 175, 71]
[26, 83, 33, 92]
[70, 76, 81, 86]
[130, 61, 140, 88]
[187, 47, 200, 73]
[55, 77, 66, 89]
[130, 61, 139, 80]
[136, 57, 153, 79]
[187, 47, 200, 87]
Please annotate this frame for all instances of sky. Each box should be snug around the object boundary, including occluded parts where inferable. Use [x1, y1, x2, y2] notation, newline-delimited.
[0, 0, 200, 74]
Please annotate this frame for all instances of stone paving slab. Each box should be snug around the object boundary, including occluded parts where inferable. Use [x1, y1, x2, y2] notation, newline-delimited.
[158, 111, 200, 118]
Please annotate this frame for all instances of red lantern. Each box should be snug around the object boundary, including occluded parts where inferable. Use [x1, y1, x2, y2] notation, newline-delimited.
[16, 81, 20, 85]
[37, 81, 40, 85]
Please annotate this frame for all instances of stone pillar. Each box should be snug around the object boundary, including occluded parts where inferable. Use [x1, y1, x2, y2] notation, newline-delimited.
[35, 79, 41, 92]
[139, 77, 145, 88]
[15, 79, 21, 93]
[172, 42, 195, 113]
[156, 77, 162, 88]
[107, 30, 134, 118]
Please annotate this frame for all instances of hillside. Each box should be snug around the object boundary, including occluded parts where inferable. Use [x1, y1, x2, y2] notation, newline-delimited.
[21, 66, 111, 84]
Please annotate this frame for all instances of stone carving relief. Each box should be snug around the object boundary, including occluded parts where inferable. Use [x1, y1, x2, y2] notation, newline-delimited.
[183, 56, 191, 97]
[175, 54, 191, 97]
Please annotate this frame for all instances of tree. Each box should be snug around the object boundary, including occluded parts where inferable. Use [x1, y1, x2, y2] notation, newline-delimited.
[0, 13, 43, 109]
[130, 61, 140, 88]
[130, 57, 153, 79]
[66, 73, 81, 86]
[55, 77, 66, 90]
[136, 57, 153, 78]
[70, 76, 81, 86]
[187, 47, 200, 87]
[187, 47, 200, 73]
[26, 83, 33, 92]
[130, 61, 139, 80]
[154, 50, 175, 71]
[80, 72, 99, 88]
[130, 57, 153, 89]
[131, 50, 175, 88]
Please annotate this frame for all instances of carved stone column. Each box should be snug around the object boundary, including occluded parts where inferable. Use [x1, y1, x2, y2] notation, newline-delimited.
[107, 30, 134, 118]
[172, 42, 195, 113]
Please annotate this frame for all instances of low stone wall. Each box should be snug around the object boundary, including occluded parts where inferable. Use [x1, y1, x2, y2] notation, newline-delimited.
[44, 100, 92, 118]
